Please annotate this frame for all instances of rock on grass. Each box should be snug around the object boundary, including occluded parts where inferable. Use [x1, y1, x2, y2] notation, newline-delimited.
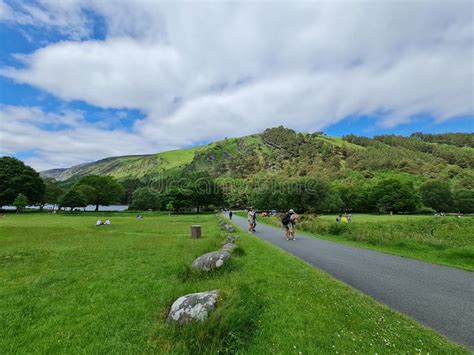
[167, 290, 219, 324]
[222, 243, 236, 252]
[223, 224, 235, 233]
[223, 235, 239, 244]
[191, 251, 231, 271]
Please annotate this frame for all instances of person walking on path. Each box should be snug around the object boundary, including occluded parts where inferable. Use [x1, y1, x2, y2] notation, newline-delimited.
[247, 208, 254, 232]
[229, 210, 233, 220]
[282, 209, 298, 240]
[251, 208, 257, 232]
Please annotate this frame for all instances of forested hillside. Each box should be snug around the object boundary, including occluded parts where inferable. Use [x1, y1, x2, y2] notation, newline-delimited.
[41, 127, 474, 183]
[39, 127, 473, 213]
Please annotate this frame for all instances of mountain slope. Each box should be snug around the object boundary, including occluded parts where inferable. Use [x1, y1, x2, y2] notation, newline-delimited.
[41, 147, 199, 181]
[41, 128, 474, 187]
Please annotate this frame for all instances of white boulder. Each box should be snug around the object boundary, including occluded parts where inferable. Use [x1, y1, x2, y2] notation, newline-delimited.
[167, 290, 219, 324]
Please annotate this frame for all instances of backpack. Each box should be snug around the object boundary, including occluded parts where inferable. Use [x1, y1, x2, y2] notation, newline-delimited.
[282, 213, 291, 225]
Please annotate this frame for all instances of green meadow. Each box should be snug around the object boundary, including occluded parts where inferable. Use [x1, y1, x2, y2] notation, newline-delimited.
[0, 213, 468, 353]
[248, 213, 474, 271]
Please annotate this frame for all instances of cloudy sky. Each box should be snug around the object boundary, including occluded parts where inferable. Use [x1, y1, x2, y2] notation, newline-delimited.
[0, 0, 473, 171]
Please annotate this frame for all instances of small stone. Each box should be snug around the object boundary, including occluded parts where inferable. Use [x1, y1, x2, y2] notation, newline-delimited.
[222, 242, 236, 252]
[222, 235, 238, 244]
[223, 224, 234, 233]
[167, 290, 219, 324]
[191, 251, 231, 271]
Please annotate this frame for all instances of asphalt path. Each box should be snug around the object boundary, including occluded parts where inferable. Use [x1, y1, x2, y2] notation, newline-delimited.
[229, 214, 474, 350]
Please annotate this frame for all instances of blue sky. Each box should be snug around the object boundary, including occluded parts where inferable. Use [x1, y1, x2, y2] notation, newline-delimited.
[0, 1, 473, 170]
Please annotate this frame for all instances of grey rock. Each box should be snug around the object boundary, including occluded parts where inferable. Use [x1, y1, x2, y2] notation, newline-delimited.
[191, 251, 231, 271]
[222, 243, 236, 252]
[223, 224, 235, 233]
[223, 235, 238, 244]
[167, 290, 219, 324]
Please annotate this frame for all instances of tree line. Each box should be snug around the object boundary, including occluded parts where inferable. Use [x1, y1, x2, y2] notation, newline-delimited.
[0, 157, 122, 212]
[233, 177, 473, 214]
[117, 174, 474, 214]
[1, 156, 473, 214]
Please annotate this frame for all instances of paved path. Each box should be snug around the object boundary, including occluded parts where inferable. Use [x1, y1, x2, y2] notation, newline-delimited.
[229, 214, 474, 350]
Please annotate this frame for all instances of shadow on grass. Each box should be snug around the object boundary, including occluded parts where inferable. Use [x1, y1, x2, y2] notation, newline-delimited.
[232, 246, 245, 257]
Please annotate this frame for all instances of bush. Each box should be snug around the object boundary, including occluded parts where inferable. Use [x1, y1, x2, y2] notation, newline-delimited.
[13, 193, 28, 212]
[327, 222, 350, 235]
[415, 206, 436, 214]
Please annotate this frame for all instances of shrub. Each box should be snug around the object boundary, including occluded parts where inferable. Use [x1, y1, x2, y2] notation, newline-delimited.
[415, 206, 436, 214]
[327, 222, 350, 235]
[13, 193, 28, 213]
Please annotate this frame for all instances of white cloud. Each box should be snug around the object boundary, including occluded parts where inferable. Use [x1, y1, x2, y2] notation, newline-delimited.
[0, 1, 473, 170]
[0, 0, 90, 39]
[1, 39, 184, 110]
[0, 105, 164, 170]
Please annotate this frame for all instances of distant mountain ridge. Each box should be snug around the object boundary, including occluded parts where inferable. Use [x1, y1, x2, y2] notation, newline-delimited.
[41, 128, 474, 187]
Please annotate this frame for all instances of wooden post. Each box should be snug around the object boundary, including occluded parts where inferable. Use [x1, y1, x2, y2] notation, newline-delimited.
[191, 225, 201, 239]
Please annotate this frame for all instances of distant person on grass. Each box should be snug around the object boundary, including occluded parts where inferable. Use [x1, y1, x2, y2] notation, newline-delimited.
[96, 219, 103, 226]
[282, 209, 298, 240]
[229, 210, 233, 220]
[104, 219, 111, 225]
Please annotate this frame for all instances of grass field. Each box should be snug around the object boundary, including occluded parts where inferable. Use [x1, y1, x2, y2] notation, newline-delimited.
[0, 213, 468, 353]
[247, 213, 474, 271]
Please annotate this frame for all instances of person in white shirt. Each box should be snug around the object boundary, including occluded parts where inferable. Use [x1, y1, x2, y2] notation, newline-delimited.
[96, 219, 103, 226]
[247, 208, 254, 232]
[104, 219, 111, 225]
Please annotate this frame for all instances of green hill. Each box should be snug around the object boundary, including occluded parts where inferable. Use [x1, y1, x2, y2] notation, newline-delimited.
[41, 147, 201, 181]
[41, 127, 474, 188]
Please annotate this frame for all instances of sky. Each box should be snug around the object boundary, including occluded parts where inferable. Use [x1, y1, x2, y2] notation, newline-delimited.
[0, 0, 473, 171]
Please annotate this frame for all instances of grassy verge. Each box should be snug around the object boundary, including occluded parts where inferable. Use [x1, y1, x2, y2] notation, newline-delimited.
[240, 212, 474, 271]
[0, 213, 468, 353]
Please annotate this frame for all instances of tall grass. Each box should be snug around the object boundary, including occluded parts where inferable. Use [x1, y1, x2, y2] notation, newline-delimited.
[297, 215, 474, 270]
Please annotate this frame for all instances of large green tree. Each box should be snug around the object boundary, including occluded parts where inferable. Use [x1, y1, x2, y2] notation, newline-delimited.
[120, 178, 144, 205]
[290, 178, 331, 213]
[74, 175, 123, 211]
[370, 178, 419, 213]
[131, 187, 161, 210]
[0, 157, 45, 206]
[190, 176, 224, 212]
[162, 186, 193, 211]
[453, 188, 474, 213]
[249, 177, 333, 213]
[166, 172, 224, 212]
[59, 189, 88, 212]
[334, 184, 371, 212]
[41, 178, 65, 209]
[249, 182, 287, 211]
[419, 180, 453, 212]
